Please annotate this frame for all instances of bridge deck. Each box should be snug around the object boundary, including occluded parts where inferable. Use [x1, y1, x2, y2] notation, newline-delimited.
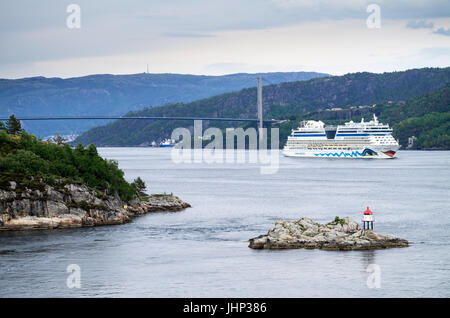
[0, 116, 279, 124]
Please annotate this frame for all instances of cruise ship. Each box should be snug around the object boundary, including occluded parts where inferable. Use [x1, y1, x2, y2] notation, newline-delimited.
[282, 114, 399, 159]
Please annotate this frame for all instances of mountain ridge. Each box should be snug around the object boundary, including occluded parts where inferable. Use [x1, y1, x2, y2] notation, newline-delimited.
[0, 71, 329, 137]
[73, 67, 450, 147]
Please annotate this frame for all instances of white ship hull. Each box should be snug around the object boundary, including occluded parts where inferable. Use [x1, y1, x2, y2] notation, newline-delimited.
[282, 146, 399, 159]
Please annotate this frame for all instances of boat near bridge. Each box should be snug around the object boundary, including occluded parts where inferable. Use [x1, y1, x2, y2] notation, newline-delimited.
[159, 138, 177, 148]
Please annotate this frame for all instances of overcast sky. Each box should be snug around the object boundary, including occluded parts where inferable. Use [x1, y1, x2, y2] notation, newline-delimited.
[1, 0, 449, 78]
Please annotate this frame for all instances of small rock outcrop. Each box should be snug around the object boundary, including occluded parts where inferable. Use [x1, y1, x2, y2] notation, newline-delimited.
[249, 217, 408, 250]
[126, 195, 191, 216]
[0, 181, 190, 231]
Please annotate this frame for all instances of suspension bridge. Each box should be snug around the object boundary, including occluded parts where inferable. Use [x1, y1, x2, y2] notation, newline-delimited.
[0, 77, 288, 144]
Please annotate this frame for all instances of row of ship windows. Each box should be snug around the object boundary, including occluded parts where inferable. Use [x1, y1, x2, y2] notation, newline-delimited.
[288, 143, 366, 146]
[339, 127, 390, 130]
[289, 147, 356, 150]
[310, 148, 352, 150]
[288, 141, 367, 144]
[375, 137, 395, 144]
[288, 145, 362, 148]
[339, 129, 391, 131]
[294, 132, 391, 134]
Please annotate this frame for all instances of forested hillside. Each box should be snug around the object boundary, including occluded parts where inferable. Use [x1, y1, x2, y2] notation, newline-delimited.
[284, 84, 450, 149]
[74, 67, 450, 146]
[380, 85, 449, 149]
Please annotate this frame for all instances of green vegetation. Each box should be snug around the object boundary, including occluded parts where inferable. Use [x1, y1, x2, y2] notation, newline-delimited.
[328, 216, 346, 226]
[0, 123, 147, 201]
[375, 84, 449, 149]
[0, 172, 47, 193]
[394, 112, 450, 149]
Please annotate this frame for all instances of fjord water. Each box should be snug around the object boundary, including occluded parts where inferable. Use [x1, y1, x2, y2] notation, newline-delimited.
[0, 149, 449, 297]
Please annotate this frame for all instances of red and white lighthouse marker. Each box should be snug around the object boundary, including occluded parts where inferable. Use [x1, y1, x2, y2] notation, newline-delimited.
[362, 206, 375, 230]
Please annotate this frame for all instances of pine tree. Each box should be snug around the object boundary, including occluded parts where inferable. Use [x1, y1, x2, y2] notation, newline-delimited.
[133, 177, 147, 195]
[6, 114, 22, 135]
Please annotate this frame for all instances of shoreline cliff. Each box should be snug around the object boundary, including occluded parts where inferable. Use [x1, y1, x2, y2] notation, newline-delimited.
[0, 129, 190, 231]
[0, 178, 190, 231]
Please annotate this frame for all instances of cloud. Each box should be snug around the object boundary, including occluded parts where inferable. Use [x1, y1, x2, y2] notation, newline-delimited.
[1, 0, 450, 78]
[405, 20, 450, 37]
[406, 20, 435, 29]
[270, 0, 450, 20]
[433, 27, 450, 36]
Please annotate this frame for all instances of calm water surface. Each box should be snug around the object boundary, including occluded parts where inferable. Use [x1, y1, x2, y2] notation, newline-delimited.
[0, 149, 449, 297]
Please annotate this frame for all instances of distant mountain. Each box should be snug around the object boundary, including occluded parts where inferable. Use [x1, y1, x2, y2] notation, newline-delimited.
[74, 67, 450, 147]
[0, 72, 329, 137]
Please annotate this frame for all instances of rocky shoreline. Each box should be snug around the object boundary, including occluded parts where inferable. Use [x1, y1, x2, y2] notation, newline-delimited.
[0, 180, 190, 231]
[249, 217, 408, 250]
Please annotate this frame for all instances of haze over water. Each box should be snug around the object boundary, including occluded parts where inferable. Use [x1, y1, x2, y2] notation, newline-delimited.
[0, 149, 449, 297]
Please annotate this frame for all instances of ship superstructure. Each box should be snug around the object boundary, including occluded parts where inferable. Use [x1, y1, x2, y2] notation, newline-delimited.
[282, 115, 399, 159]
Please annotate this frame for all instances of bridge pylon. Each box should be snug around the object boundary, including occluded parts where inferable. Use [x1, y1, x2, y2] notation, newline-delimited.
[257, 76, 263, 147]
